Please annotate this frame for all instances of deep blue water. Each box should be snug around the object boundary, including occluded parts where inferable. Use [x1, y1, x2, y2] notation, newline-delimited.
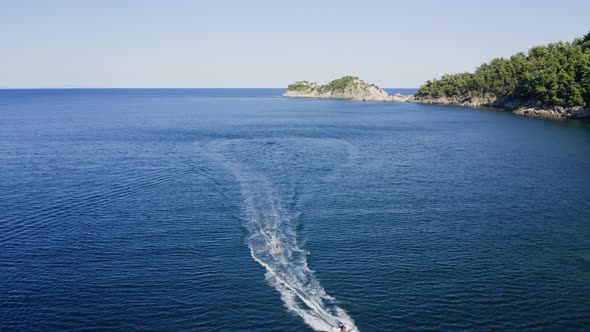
[1, 88, 589, 331]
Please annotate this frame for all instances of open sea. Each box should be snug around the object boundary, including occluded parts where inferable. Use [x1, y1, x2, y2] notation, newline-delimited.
[1, 88, 589, 331]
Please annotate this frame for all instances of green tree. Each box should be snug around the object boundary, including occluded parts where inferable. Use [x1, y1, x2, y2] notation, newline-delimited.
[416, 32, 590, 109]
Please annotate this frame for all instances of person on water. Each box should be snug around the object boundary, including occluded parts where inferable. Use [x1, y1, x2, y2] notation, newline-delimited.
[273, 242, 283, 254]
[338, 321, 354, 332]
[338, 322, 348, 332]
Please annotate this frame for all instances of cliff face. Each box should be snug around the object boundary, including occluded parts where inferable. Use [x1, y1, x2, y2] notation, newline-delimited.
[284, 77, 390, 101]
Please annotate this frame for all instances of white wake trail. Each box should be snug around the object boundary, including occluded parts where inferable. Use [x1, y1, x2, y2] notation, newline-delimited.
[207, 139, 358, 332]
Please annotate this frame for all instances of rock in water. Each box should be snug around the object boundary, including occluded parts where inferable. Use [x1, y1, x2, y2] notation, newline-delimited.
[283, 76, 391, 101]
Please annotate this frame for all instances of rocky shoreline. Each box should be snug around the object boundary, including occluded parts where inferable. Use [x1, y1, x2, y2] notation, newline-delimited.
[285, 77, 590, 121]
[411, 95, 590, 120]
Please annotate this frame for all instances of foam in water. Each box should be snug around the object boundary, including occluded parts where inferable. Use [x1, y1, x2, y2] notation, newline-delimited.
[206, 139, 358, 332]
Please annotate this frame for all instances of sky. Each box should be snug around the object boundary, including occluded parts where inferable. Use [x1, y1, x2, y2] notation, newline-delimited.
[1, 0, 589, 88]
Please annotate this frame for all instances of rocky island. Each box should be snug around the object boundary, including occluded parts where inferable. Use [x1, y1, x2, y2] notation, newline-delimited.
[284, 76, 387, 101]
[284, 76, 413, 102]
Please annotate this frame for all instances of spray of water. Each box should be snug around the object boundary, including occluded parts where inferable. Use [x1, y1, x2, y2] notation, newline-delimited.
[206, 139, 358, 332]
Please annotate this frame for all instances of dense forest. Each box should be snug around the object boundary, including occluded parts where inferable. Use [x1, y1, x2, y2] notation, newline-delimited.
[416, 32, 590, 108]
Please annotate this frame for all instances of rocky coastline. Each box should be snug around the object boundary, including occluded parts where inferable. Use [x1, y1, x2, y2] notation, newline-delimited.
[285, 77, 590, 121]
[412, 95, 590, 120]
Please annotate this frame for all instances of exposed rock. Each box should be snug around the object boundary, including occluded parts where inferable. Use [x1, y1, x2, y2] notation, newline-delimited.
[512, 106, 590, 119]
[414, 94, 498, 107]
[388, 93, 415, 102]
[415, 94, 590, 120]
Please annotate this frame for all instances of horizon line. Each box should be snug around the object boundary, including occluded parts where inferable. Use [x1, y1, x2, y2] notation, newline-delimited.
[0, 87, 419, 90]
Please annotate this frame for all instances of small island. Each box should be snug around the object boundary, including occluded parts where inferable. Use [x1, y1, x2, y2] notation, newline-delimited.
[285, 32, 590, 121]
[284, 76, 413, 102]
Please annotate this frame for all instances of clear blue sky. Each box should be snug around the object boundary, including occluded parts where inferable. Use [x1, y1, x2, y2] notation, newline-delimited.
[2, 0, 589, 88]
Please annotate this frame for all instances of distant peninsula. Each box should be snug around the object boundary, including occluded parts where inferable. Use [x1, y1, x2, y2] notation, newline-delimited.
[284, 32, 590, 121]
[415, 32, 590, 120]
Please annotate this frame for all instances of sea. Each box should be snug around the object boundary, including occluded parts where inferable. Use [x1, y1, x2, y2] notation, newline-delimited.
[1, 88, 589, 331]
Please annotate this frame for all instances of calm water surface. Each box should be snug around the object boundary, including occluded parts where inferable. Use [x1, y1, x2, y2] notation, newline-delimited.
[1, 89, 589, 331]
